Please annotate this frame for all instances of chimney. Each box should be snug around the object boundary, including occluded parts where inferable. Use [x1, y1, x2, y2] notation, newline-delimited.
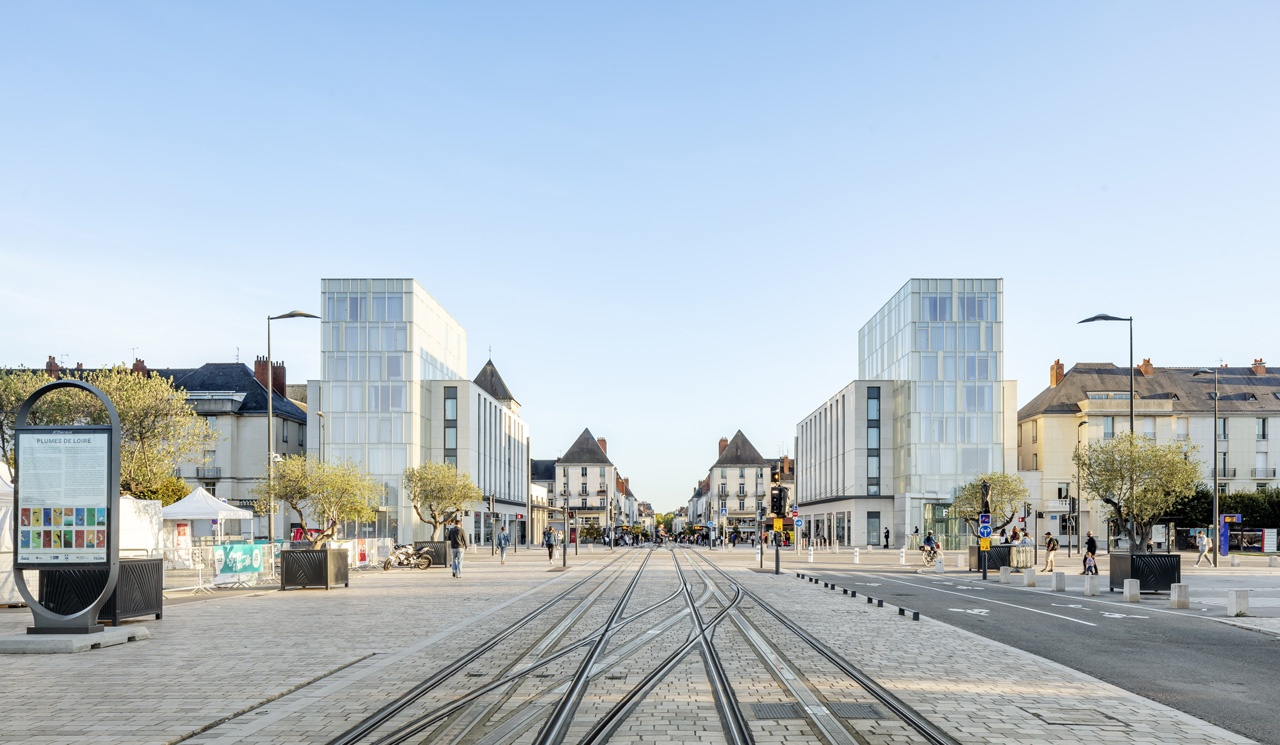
[1254, 359, 1268, 376]
[1049, 359, 1065, 388]
[1139, 358, 1154, 376]
[45, 355, 62, 379]
[75, 363, 83, 371]
[784, 455, 792, 475]
[597, 437, 607, 455]
[719, 437, 728, 455]
[131, 358, 148, 376]
[254, 356, 286, 397]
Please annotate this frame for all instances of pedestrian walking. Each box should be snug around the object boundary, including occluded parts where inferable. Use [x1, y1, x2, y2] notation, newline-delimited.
[543, 526, 556, 563]
[883, 527, 890, 549]
[1194, 529, 1214, 567]
[447, 519, 469, 578]
[496, 525, 511, 565]
[1083, 530, 1098, 574]
[1041, 532, 1058, 572]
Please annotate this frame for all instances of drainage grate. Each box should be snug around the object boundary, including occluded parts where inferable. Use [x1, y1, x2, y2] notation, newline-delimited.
[466, 672, 485, 677]
[829, 702, 885, 719]
[751, 703, 804, 719]
[1028, 708, 1125, 727]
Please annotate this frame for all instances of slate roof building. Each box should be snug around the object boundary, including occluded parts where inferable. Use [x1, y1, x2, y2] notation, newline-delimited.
[553, 428, 627, 541]
[1017, 358, 1280, 544]
[706, 431, 771, 539]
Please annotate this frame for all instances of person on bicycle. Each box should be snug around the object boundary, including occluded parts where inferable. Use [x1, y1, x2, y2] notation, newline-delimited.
[921, 531, 940, 562]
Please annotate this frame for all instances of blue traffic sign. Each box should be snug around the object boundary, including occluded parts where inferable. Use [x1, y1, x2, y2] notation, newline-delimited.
[979, 513, 991, 527]
[978, 525, 993, 539]
[794, 518, 804, 528]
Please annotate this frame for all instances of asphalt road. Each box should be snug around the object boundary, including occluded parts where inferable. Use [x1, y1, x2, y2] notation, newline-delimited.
[805, 565, 1280, 744]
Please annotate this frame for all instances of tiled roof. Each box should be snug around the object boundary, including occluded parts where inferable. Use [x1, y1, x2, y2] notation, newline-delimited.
[559, 428, 612, 465]
[1018, 362, 1280, 419]
[712, 430, 769, 467]
[473, 359, 517, 403]
[155, 363, 308, 423]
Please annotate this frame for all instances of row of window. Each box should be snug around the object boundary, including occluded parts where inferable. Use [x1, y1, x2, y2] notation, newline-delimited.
[1019, 417, 1271, 445]
[325, 292, 406, 324]
[327, 353, 408, 382]
[915, 323, 996, 353]
[919, 352, 998, 382]
[919, 292, 998, 322]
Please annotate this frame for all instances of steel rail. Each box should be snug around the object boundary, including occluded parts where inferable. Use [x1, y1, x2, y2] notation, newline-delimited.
[579, 555, 744, 745]
[530, 547, 656, 745]
[371, 580, 689, 745]
[325, 551, 634, 745]
[684, 550, 962, 745]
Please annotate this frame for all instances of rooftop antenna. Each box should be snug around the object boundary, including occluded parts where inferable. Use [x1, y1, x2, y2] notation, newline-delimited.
[129, 347, 139, 360]
[236, 347, 240, 363]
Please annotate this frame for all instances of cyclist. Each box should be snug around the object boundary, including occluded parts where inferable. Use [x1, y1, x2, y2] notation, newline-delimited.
[920, 530, 941, 564]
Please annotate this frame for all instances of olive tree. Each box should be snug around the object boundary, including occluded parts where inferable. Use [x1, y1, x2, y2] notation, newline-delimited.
[953, 472, 1030, 536]
[1073, 432, 1201, 553]
[402, 461, 483, 540]
[253, 455, 381, 548]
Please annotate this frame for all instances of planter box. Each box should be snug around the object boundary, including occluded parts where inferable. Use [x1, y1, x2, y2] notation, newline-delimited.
[968, 545, 1037, 572]
[39, 558, 164, 626]
[1109, 552, 1181, 593]
[280, 549, 349, 590]
[412, 541, 450, 567]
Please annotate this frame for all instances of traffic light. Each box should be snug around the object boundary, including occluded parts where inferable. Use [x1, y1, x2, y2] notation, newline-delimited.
[516, 513, 524, 520]
[769, 486, 783, 516]
[1068, 497, 1077, 515]
[568, 511, 575, 519]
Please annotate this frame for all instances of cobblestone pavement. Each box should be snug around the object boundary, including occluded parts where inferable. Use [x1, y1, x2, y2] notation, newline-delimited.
[0, 544, 1261, 744]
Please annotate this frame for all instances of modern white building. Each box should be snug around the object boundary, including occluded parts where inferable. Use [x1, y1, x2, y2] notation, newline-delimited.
[796, 279, 1017, 548]
[306, 278, 530, 544]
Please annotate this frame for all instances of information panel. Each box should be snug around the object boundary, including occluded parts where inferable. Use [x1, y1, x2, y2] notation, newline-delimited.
[15, 430, 111, 566]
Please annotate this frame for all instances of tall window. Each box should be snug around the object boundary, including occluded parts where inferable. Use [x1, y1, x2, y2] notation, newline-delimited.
[738, 498, 745, 511]
[1176, 418, 1189, 440]
[1258, 418, 1269, 441]
[1218, 418, 1229, 440]
[1144, 417, 1156, 440]
[738, 483, 746, 496]
[1103, 417, 1115, 440]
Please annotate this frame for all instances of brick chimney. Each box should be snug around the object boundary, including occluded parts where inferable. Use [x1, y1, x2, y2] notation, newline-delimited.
[45, 355, 62, 379]
[1254, 358, 1268, 376]
[254, 356, 287, 397]
[1049, 359, 1065, 388]
[131, 358, 148, 376]
[1138, 358, 1154, 376]
[597, 437, 607, 455]
[783, 455, 792, 475]
[719, 437, 728, 455]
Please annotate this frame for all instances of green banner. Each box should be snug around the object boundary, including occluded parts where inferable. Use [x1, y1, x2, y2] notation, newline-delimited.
[213, 543, 264, 577]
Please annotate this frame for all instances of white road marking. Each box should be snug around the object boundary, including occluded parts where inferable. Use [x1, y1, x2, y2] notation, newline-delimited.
[837, 573, 1097, 626]
[948, 608, 990, 615]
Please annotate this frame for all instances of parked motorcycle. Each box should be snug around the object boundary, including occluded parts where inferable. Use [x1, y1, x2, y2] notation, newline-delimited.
[383, 543, 432, 570]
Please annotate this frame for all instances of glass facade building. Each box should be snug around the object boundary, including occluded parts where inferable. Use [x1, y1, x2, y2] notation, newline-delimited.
[858, 278, 1008, 497]
[311, 278, 466, 539]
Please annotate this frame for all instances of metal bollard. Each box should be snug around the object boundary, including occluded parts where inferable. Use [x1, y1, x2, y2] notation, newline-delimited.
[854, 548, 860, 564]
[899, 548, 906, 565]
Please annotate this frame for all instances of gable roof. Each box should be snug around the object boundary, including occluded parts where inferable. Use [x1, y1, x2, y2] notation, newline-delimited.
[473, 359, 517, 403]
[559, 428, 613, 466]
[1018, 362, 1280, 420]
[712, 430, 769, 468]
[154, 363, 308, 423]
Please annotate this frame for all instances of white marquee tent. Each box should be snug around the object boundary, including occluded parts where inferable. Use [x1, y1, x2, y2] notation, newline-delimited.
[161, 487, 254, 522]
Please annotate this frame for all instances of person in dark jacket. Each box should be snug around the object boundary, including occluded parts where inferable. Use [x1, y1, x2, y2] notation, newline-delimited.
[883, 527, 890, 549]
[447, 519, 469, 577]
[1083, 531, 1099, 575]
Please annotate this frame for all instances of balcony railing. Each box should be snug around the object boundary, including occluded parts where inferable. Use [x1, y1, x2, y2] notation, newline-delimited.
[196, 467, 221, 479]
[1212, 468, 1237, 479]
[1252, 468, 1276, 479]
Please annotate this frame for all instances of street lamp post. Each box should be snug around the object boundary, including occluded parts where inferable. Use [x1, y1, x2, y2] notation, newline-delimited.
[1079, 314, 1135, 552]
[1075, 420, 1088, 555]
[266, 310, 320, 563]
[1194, 366, 1221, 568]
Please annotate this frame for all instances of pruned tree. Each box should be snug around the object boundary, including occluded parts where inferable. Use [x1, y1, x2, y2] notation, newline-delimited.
[1073, 432, 1201, 554]
[0, 365, 217, 495]
[953, 472, 1029, 536]
[253, 455, 381, 548]
[403, 461, 482, 540]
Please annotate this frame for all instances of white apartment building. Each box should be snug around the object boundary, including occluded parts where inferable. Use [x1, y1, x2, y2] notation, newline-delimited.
[796, 279, 1017, 548]
[306, 278, 530, 545]
[1018, 358, 1280, 544]
[706, 432, 770, 539]
[554, 429, 623, 538]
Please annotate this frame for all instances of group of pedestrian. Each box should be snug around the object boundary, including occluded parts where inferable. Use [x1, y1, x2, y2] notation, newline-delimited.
[1039, 530, 1098, 574]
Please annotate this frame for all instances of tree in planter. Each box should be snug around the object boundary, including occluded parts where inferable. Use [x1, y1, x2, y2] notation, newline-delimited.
[580, 524, 603, 542]
[1073, 432, 1200, 554]
[402, 461, 483, 540]
[253, 455, 381, 548]
[953, 472, 1029, 538]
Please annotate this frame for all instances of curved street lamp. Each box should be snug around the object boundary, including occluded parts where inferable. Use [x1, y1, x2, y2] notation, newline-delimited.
[1194, 366, 1221, 567]
[266, 310, 320, 561]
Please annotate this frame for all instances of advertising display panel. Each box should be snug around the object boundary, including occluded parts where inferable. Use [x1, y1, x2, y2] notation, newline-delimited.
[14, 428, 112, 567]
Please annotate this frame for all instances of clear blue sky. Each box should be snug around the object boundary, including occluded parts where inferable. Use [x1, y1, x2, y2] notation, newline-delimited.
[3, 3, 1278, 511]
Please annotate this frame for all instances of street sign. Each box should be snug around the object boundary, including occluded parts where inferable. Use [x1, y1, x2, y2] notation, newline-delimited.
[979, 513, 991, 527]
[794, 518, 804, 528]
[706, 520, 715, 528]
[791, 508, 798, 518]
[979, 538, 991, 551]
[978, 525, 992, 539]
[720, 507, 727, 516]
[773, 518, 783, 531]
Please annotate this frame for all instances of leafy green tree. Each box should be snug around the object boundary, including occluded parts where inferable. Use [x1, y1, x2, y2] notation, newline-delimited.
[402, 461, 483, 540]
[1073, 432, 1201, 553]
[953, 472, 1029, 535]
[580, 524, 603, 541]
[0, 368, 54, 480]
[134, 476, 193, 506]
[253, 455, 380, 548]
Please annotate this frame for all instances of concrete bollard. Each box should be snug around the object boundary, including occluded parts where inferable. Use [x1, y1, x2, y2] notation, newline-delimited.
[1123, 579, 1141, 602]
[834, 542, 839, 554]
[899, 548, 906, 565]
[1228, 589, 1250, 616]
[955, 553, 966, 569]
[1170, 583, 1190, 609]
[808, 546, 814, 563]
[1023, 568, 1036, 587]
[1052, 572, 1066, 592]
[999, 566, 1011, 584]
[934, 558, 945, 574]
[1270, 556, 1278, 568]
[854, 548, 860, 564]
[1231, 555, 1241, 567]
[1083, 575, 1100, 596]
